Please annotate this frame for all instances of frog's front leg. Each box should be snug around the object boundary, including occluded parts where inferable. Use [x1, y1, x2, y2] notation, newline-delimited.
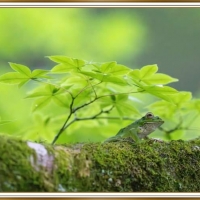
[120, 127, 141, 143]
[128, 127, 141, 143]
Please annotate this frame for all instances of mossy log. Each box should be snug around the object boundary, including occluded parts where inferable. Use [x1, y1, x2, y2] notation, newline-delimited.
[0, 135, 200, 192]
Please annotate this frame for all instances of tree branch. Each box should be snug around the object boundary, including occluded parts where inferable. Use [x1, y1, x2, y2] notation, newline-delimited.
[75, 106, 114, 121]
[51, 96, 75, 145]
[73, 90, 142, 113]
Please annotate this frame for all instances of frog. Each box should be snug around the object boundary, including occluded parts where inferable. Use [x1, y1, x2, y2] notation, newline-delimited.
[104, 112, 164, 143]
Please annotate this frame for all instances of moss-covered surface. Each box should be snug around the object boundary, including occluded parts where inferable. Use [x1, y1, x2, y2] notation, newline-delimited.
[81, 139, 200, 192]
[0, 136, 39, 191]
[0, 135, 200, 191]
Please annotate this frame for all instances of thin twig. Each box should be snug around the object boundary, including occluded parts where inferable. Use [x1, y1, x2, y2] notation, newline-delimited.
[51, 106, 114, 144]
[51, 96, 75, 145]
[73, 90, 142, 113]
[96, 116, 135, 121]
[74, 80, 102, 99]
[75, 106, 114, 121]
[47, 76, 142, 144]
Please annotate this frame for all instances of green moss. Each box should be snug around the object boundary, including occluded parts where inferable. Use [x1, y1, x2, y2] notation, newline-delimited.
[0, 136, 200, 191]
[82, 139, 200, 191]
[0, 136, 40, 191]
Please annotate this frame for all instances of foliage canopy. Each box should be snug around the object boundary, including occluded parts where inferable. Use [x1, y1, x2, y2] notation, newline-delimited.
[0, 56, 199, 144]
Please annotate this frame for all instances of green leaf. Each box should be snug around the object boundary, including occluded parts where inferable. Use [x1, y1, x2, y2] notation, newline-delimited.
[128, 65, 178, 87]
[45, 84, 60, 94]
[143, 85, 178, 94]
[31, 69, 49, 78]
[25, 91, 51, 98]
[32, 96, 51, 111]
[51, 64, 73, 73]
[140, 64, 158, 79]
[103, 76, 127, 85]
[25, 84, 65, 99]
[49, 56, 85, 73]
[80, 71, 103, 80]
[142, 73, 179, 85]
[0, 72, 29, 84]
[142, 85, 178, 102]
[61, 75, 88, 88]
[170, 92, 192, 105]
[100, 62, 117, 72]
[9, 63, 31, 77]
[49, 56, 85, 66]
[115, 105, 124, 117]
[126, 70, 144, 87]
[185, 99, 200, 113]
[80, 71, 127, 85]
[115, 94, 128, 102]
[148, 100, 177, 118]
[128, 65, 157, 82]
[25, 85, 52, 98]
[52, 94, 70, 108]
[128, 69, 141, 80]
[100, 62, 131, 76]
[116, 101, 140, 115]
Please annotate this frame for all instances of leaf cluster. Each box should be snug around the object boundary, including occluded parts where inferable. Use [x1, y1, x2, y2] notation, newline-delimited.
[0, 56, 199, 143]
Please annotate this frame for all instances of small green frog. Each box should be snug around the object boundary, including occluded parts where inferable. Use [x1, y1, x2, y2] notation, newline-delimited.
[104, 112, 164, 143]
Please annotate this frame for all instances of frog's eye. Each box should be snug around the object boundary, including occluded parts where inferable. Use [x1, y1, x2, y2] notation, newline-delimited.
[146, 112, 154, 119]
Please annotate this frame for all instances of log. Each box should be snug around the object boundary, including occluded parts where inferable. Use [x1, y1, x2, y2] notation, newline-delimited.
[0, 135, 199, 192]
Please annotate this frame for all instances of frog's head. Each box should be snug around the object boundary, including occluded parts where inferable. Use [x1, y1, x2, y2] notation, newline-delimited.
[142, 112, 164, 125]
[138, 112, 164, 138]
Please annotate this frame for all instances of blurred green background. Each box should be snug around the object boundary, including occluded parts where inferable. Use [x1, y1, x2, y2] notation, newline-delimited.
[1, 8, 200, 143]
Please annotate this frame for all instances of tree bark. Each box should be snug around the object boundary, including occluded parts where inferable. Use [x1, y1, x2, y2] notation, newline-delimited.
[0, 135, 199, 192]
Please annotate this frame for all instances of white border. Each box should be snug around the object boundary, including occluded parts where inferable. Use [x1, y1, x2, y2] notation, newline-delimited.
[0, 192, 199, 198]
[0, 2, 200, 198]
[0, 2, 200, 7]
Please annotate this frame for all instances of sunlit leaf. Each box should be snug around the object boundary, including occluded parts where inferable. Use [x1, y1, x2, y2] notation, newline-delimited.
[142, 73, 179, 85]
[9, 63, 31, 77]
[100, 62, 116, 72]
[49, 56, 85, 66]
[143, 85, 178, 94]
[25, 85, 52, 98]
[186, 99, 200, 112]
[25, 91, 51, 98]
[148, 100, 177, 118]
[61, 75, 88, 88]
[115, 105, 124, 117]
[51, 64, 77, 73]
[32, 96, 51, 111]
[128, 69, 141, 80]
[80, 71, 127, 85]
[170, 92, 192, 105]
[31, 69, 49, 77]
[170, 129, 185, 140]
[115, 94, 128, 102]
[140, 65, 158, 79]
[52, 94, 70, 107]
[49, 56, 85, 73]
[116, 101, 140, 115]
[142, 85, 178, 102]
[0, 72, 29, 84]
